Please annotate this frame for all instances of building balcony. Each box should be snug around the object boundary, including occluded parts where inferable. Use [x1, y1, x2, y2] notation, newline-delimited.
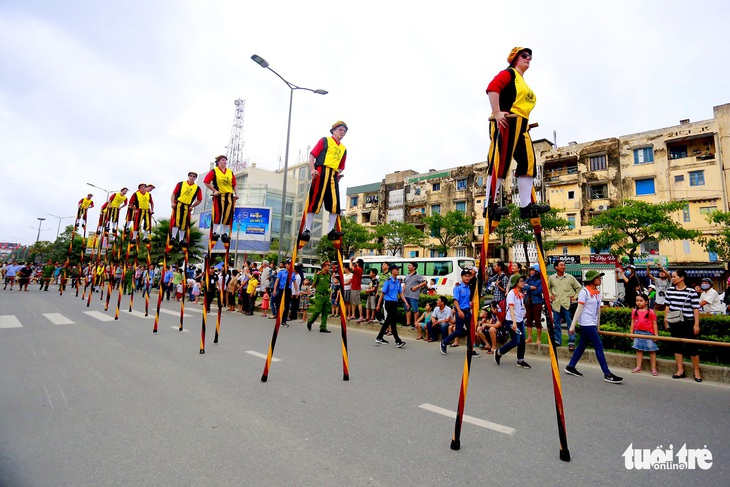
[668, 154, 716, 168]
[406, 196, 428, 206]
[544, 173, 579, 186]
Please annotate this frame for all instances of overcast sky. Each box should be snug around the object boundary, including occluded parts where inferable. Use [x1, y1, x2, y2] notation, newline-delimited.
[2, 0, 729, 245]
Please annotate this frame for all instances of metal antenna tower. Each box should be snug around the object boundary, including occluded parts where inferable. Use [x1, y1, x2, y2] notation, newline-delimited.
[226, 98, 247, 172]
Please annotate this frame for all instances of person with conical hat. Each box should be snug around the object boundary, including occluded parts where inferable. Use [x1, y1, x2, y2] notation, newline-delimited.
[564, 270, 624, 384]
[300, 120, 348, 243]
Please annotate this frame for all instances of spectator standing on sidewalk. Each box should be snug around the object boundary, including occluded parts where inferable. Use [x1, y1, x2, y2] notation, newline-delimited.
[403, 262, 427, 328]
[548, 259, 581, 350]
[350, 259, 364, 321]
[523, 263, 544, 344]
[646, 262, 670, 312]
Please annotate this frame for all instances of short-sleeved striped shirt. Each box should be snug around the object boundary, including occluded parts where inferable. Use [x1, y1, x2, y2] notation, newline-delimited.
[665, 286, 700, 319]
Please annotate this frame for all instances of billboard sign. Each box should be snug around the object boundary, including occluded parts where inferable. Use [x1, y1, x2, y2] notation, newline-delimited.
[199, 207, 272, 252]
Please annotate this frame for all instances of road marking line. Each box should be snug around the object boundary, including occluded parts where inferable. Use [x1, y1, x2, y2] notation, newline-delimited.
[169, 326, 190, 332]
[43, 386, 55, 410]
[245, 351, 281, 362]
[83, 311, 115, 322]
[160, 309, 189, 317]
[129, 310, 154, 320]
[182, 306, 202, 314]
[0, 315, 23, 328]
[43, 313, 75, 325]
[418, 403, 516, 435]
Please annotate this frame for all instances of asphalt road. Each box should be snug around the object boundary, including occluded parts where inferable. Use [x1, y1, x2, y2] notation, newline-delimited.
[1, 288, 728, 486]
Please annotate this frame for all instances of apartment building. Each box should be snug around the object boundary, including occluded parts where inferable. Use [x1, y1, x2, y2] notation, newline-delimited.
[539, 103, 730, 278]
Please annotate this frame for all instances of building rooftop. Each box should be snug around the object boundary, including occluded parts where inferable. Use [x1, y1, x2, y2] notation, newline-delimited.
[346, 182, 381, 195]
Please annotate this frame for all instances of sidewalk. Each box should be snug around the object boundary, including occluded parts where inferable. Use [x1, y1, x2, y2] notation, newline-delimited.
[331, 317, 730, 384]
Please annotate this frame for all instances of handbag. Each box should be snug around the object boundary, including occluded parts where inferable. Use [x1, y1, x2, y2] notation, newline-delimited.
[666, 292, 691, 324]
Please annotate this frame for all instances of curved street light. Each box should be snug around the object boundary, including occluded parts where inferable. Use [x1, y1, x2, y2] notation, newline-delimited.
[48, 213, 75, 239]
[251, 54, 327, 263]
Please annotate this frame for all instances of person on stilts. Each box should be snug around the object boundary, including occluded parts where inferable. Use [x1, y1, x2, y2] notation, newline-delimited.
[484, 47, 550, 221]
[75, 193, 94, 229]
[104, 188, 129, 235]
[170, 171, 203, 250]
[203, 155, 237, 243]
[126, 183, 154, 244]
[299, 121, 348, 243]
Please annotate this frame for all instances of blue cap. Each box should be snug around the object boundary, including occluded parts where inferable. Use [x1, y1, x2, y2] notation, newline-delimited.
[531, 264, 540, 271]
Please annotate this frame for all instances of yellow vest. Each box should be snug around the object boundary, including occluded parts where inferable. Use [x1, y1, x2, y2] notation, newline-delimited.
[177, 181, 199, 205]
[110, 193, 127, 208]
[511, 70, 536, 119]
[322, 137, 346, 170]
[80, 197, 93, 209]
[214, 167, 234, 193]
[135, 191, 151, 210]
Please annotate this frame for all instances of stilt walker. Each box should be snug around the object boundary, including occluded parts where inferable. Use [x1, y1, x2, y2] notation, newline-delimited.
[199, 224, 214, 353]
[262, 121, 349, 382]
[161, 171, 203, 333]
[202, 156, 237, 350]
[455, 46, 570, 459]
[115, 224, 133, 320]
[331, 217, 351, 381]
[126, 183, 154, 312]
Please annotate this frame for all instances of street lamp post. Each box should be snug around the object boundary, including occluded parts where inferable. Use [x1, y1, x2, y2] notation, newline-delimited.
[251, 54, 327, 264]
[36, 217, 46, 243]
[48, 213, 75, 239]
[86, 182, 112, 208]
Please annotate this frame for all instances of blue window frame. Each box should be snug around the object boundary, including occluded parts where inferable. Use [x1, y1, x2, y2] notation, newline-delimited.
[455, 201, 466, 213]
[431, 204, 441, 215]
[689, 170, 705, 186]
[567, 215, 576, 229]
[635, 178, 655, 196]
[432, 182, 441, 191]
[633, 147, 654, 164]
[350, 196, 358, 207]
[456, 179, 467, 191]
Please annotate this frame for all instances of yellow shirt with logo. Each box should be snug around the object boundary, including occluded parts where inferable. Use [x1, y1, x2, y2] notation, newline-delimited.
[177, 182, 200, 205]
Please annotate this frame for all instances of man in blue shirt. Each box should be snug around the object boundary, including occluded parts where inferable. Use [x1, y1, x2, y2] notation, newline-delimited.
[163, 266, 174, 301]
[440, 270, 478, 356]
[375, 266, 410, 348]
[272, 259, 293, 327]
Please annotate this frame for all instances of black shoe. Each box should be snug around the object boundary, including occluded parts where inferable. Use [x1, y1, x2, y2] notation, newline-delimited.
[142, 237, 150, 244]
[564, 365, 583, 377]
[327, 229, 344, 241]
[604, 373, 624, 384]
[568, 343, 576, 352]
[440, 342, 447, 355]
[375, 337, 388, 345]
[470, 350, 480, 357]
[517, 360, 531, 369]
[396, 341, 406, 348]
[281, 322, 289, 328]
[494, 350, 501, 365]
[672, 372, 686, 379]
[180, 240, 188, 248]
[519, 202, 551, 219]
[74, 223, 79, 228]
[221, 233, 230, 244]
[694, 376, 702, 383]
[299, 230, 311, 242]
[486, 203, 511, 222]
[306, 321, 312, 331]
[320, 329, 331, 333]
[211, 233, 220, 241]
[130, 238, 136, 244]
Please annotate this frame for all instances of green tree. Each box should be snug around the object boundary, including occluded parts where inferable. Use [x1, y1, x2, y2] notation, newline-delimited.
[315, 218, 374, 262]
[697, 210, 730, 261]
[585, 200, 700, 264]
[29, 241, 54, 263]
[422, 210, 473, 257]
[148, 219, 204, 266]
[494, 204, 572, 266]
[48, 225, 86, 264]
[373, 221, 423, 256]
